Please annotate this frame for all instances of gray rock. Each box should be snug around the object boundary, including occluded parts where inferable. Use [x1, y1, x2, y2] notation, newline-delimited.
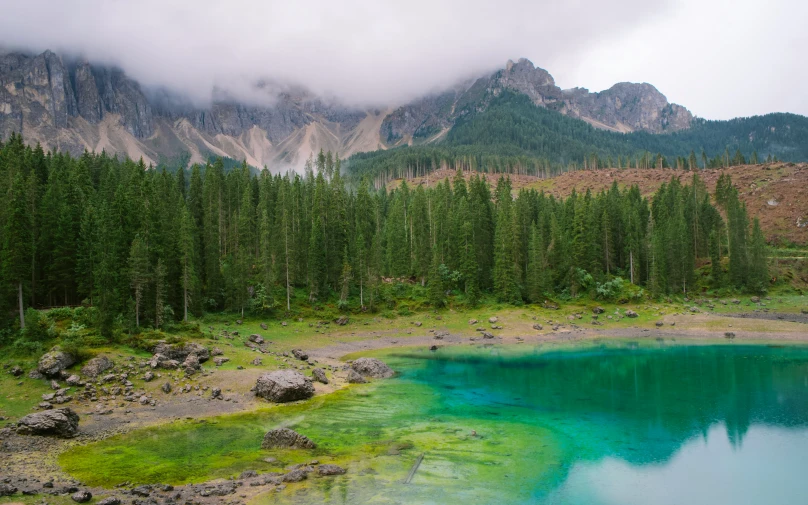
[161, 382, 172, 394]
[37, 348, 76, 377]
[262, 428, 316, 449]
[532, 323, 543, 330]
[312, 368, 328, 384]
[143, 371, 155, 382]
[10, 365, 24, 377]
[347, 370, 367, 384]
[211, 387, 222, 399]
[725, 332, 736, 339]
[625, 310, 639, 318]
[213, 356, 229, 366]
[318, 464, 346, 476]
[81, 355, 113, 378]
[255, 370, 315, 403]
[751, 296, 761, 303]
[350, 358, 394, 378]
[148, 354, 179, 370]
[97, 498, 122, 505]
[291, 349, 309, 361]
[593, 306, 605, 314]
[152, 341, 209, 363]
[282, 469, 309, 482]
[72, 490, 92, 503]
[335, 316, 349, 326]
[260, 323, 268, 330]
[482, 332, 495, 339]
[488, 317, 498, 323]
[655, 321, 664, 327]
[182, 353, 201, 374]
[17, 407, 79, 437]
[249, 334, 264, 344]
[0, 483, 17, 496]
[66, 374, 83, 386]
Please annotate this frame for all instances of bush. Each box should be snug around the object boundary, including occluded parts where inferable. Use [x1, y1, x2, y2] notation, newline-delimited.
[22, 308, 55, 343]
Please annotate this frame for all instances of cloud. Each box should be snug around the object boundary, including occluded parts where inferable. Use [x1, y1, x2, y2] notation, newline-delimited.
[0, 0, 671, 108]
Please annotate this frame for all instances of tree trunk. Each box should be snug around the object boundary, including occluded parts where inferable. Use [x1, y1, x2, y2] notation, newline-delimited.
[18, 282, 25, 329]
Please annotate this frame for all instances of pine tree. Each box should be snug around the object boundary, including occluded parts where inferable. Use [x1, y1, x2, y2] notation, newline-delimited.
[747, 218, 768, 294]
[2, 171, 32, 328]
[428, 248, 445, 308]
[709, 229, 723, 288]
[129, 235, 150, 328]
[178, 205, 197, 321]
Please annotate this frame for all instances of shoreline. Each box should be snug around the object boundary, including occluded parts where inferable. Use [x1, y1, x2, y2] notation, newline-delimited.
[1, 309, 806, 503]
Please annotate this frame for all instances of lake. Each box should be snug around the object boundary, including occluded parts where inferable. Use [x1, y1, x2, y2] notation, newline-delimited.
[61, 341, 808, 504]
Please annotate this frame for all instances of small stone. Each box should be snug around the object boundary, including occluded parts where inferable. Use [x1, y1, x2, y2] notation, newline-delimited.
[532, 323, 543, 331]
[488, 317, 498, 323]
[312, 368, 328, 384]
[347, 370, 367, 383]
[161, 382, 172, 394]
[262, 427, 316, 449]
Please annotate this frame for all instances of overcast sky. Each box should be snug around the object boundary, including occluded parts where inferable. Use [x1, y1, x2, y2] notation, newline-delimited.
[1, 0, 805, 119]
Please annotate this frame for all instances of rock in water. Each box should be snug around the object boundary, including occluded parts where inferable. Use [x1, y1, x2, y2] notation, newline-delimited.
[37, 348, 76, 377]
[318, 464, 347, 476]
[291, 349, 309, 361]
[312, 368, 329, 384]
[72, 490, 92, 503]
[81, 355, 113, 377]
[255, 370, 315, 403]
[350, 358, 394, 378]
[347, 370, 367, 383]
[261, 427, 316, 449]
[17, 407, 79, 437]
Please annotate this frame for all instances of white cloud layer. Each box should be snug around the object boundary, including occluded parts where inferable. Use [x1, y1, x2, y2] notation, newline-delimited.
[0, 0, 804, 119]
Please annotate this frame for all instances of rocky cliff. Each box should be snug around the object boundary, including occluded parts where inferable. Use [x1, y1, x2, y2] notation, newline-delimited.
[0, 51, 692, 170]
[381, 58, 693, 145]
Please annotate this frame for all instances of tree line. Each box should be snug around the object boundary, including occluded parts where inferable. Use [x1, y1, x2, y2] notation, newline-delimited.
[0, 134, 768, 337]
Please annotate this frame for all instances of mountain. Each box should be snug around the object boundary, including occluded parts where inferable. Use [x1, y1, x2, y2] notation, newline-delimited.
[0, 50, 695, 170]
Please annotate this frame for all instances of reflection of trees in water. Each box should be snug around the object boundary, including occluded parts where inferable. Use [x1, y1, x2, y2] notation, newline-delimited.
[410, 345, 808, 465]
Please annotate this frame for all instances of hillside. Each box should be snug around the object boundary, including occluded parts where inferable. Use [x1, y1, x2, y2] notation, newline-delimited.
[390, 163, 808, 245]
[349, 92, 808, 183]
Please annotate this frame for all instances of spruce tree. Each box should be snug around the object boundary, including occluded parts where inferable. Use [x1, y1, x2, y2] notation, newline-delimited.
[747, 218, 768, 294]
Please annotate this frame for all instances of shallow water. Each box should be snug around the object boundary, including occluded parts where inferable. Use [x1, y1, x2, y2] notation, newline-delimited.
[61, 342, 808, 504]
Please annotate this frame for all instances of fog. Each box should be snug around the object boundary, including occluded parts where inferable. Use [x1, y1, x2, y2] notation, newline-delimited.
[0, 0, 805, 118]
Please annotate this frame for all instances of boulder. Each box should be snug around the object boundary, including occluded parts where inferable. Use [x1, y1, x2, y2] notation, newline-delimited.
[10, 365, 24, 377]
[347, 370, 367, 383]
[725, 332, 736, 339]
[182, 353, 201, 374]
[593, 306, 605, 314]
[482, 332, 495, 339]
[335, 316, 349, 326]
[66, 374, 83, 386]
[81, 355, 113, 378]
[532, 323, 543, 331]
[161, 382, 172, 394]
[148, 354, 179, 370]
[282, 469, 309, 482]
[37, 348, 76, 377]
[72, 490, 92, 503]
[152, 341, 209, 363]
[625, 310, 639, 318]
[488, 317, 498, 323]
[312, 368, 328, 384]
[350, 358, 394, 378]
[260, 323, 268, 330]
[255, 370, 315, 403]
[655, 321, 664, 327]
[17, 407, 79, 437]
[261, 427, 317, 449]
[97, 498, 122, 505]
[0, 483, 17, 496]
[318, 464, 346, 476]
[211, 387, 222, 399]
[751, 296, 761, 303]
[291, 349, 309, 361]
[143, 371, 155, 382]
[213, 356, 229, 366]
[249, 334, 264, 344]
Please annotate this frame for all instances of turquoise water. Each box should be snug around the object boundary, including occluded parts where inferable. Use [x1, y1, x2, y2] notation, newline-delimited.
[62, 342, 808, 504]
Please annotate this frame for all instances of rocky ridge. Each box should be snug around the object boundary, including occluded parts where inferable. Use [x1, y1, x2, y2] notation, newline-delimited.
[0, 50, 691, 170]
